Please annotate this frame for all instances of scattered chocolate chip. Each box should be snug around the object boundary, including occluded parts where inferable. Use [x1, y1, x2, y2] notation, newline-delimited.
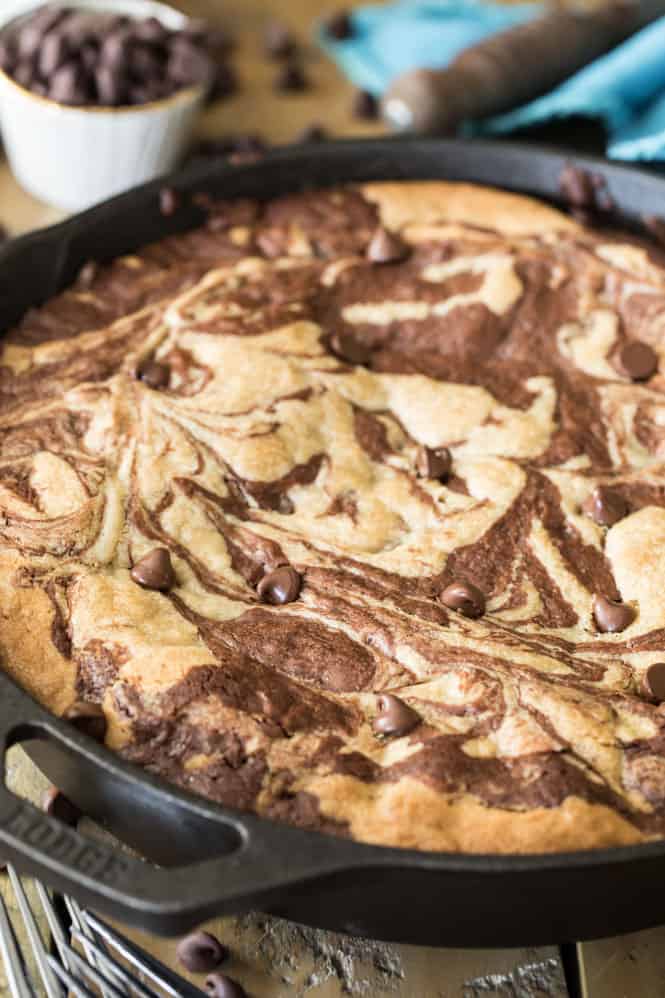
[324, 10, 354, 40]
[372, 694, 420, 737]
[257, 565, 302, 605]
[593, 594, 635, 634]
[228, 150, 264, 166]
[582, 486, 628, 527]
[274, 61, 307, 92]
[295, 123, 328, 143]
[137, 359, 170, 389]
[63, 701, 107, 742]
[646, 663, 665, 702]
[330, 331, 372, 365]
[559, 164, 596, 210]
[643, 214, 665, 249]
[264, 21, 296, 59]
[205, 973, 247, 998]
[176, 930, 227, 974]
[416, 445, 452, 482]
[0, 39, 16, 74]
[352, 89, 378, 120]
[616, 341, 658, 381]
[440, 580, 486, 619]
[42, 786, 81, 826]
[131, 548, 176, 592]
[366, 226, 409, 264]
[76, 260, 98, 289]
[159, 186, 180, 217]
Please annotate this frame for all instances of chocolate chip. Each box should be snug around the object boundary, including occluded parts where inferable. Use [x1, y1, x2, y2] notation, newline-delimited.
[367, 226, 409, 264]
[352, 89, 378, 120]
[131, 548, 176, 591]
[133, 16, 167, 44]
[13, 62, 35, 89]
[274, 61, 307, 92]
[207, 63, 237, 102]
[159, 186, 180, 217]
[325, 10, 354, 40]
[643, 214, 665, 249]
[168, 40, 213, 87]
[295, 123, 328, 143]
[63, 701, 107, 742]
[440, 580, 486, 619]
[38, 31, 70, 77]
[646, 663, 665, 702]
[137, 360, 170, 389]
[416, 445, 451, 481]
[582, 486, 628, 527]
[49, 61, 89, 105]
[616, 341, 658, 381]
[330, 332, 372, 365]
[372, 694, 420, 737]
[264, 21, 296, 59]
[593, 594, 635, 633]
[94, 64, 127, 106]
[205, 973, 246, 998]
[0, 39, 16, 73]
[257, 566, 302, 605]
[559, 164, 596, 210]
[76, 260, 98, 289]
[176, 930, 227, 974]
[42, 786, 81, 826]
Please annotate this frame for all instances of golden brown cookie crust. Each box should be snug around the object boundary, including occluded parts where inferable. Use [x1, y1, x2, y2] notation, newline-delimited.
[2, 180, 665, 853]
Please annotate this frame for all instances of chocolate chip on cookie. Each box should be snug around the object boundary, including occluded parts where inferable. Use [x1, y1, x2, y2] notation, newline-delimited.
[372, 694, 420, 737]
[593, 595, 635, 633]
[257, 566, 302, 605]
[440, 581, 486, 619]
[131, 548, 176, 591]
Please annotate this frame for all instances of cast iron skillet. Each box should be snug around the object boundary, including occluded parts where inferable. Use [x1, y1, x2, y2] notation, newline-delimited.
[0, 139, 664, 946]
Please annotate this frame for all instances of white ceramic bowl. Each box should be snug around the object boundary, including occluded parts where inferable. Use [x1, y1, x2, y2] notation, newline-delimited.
[0, 0, 205, 211]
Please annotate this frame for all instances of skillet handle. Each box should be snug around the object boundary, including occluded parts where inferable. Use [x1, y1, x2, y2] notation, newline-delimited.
[0, 681, 364, 935]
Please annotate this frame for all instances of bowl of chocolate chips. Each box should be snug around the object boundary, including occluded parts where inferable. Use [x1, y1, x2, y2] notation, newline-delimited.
[0, 1, 221, 210]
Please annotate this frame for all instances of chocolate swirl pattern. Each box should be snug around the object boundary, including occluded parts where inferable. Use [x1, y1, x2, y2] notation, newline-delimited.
[3, 181, 665, 853]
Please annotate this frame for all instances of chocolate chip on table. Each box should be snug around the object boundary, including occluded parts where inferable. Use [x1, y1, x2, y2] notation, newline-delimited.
[352, 89, 378, 120]
[593, 594, 635, 634]
[616, 340, 658, 381]
[440, 580, 486, 619]
[42, 786, 82, 827]
[274, 61, 308, 92]
[416, 445, 452, 482]
[264, 20, 296, 59]
[63, 701, 107, 742]
[159, 186, 180, 217]
[646, 663, 665, 702]
[176, 930, 228, 974]
[372, 694, 420, 738]
[582, 486, 628, 527]
[324, 10, 354, 40]
[137, 359, 170, 389]
[559, 164, 597, 210]
[257, 565, 302, 605]
[205, 973, 247, 998]
[131, 548, 176, 592]
[330, 331, 372, 365]
[366, 226, 409, 264]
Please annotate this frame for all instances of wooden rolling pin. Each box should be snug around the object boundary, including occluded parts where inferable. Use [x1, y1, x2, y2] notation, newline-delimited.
[381, 0, 665, 134]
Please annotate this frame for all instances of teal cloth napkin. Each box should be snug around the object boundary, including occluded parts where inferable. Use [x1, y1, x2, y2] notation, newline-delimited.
[319, 0, 665, 160]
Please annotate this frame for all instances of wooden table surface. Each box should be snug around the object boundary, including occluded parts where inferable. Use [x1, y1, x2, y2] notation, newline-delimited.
[2, 1, 665, 995]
